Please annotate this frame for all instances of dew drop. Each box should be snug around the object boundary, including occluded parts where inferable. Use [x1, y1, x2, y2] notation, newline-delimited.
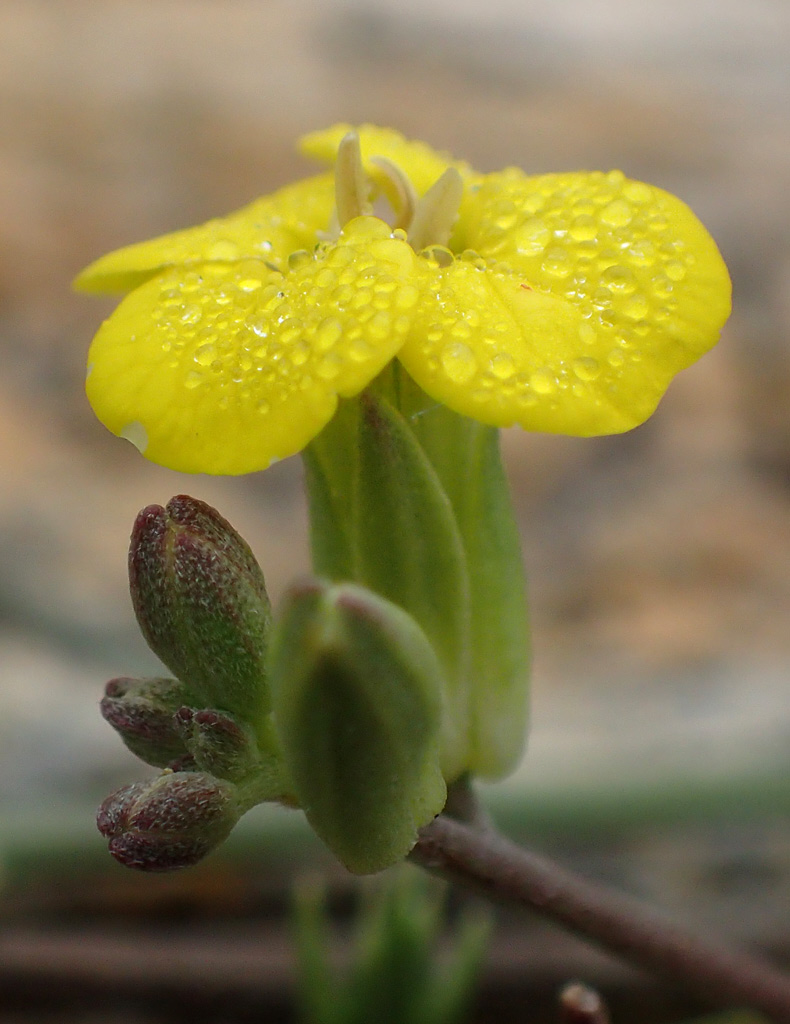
[513, 218, 551, 257]
[601, 264, 637, 294]
[607, 349, 625, 368]
[627, 239, 656, 267]
[665, 261, 686, 282]
[367, 311, 392, 342]
[542, 247, 572, 278]
[119, 421, 148, 453]
[256, 399, 270, 415]
[440, 342, 477, 384]
[529, 368, 556, 395]
[238, 277, 262, 293]
[315, 317, 343, 352]
[490, 352, 516, 380]
[194, 343, 217, 367]
[184, 371, 203, 390]
[422, 245, 454, 268]
[395, 284, 420, 311]
[622, 295, 650, 320]
[569, 216, 598, 243]
[623, 181, 652, 204]
[573, 356, 601, 381]
[180, 304, 202, 325]
[652, 275, 674, 299]
[578, 322, 596, 345]
[317, 353, 343, 380]
[206, 240, 240, 261]
[346, 337, 373, 361]
[600, 199, 633, 228]
[290, 341, 310, 366]
[494, 208, 518, 231]
[288, 250, 312, 271]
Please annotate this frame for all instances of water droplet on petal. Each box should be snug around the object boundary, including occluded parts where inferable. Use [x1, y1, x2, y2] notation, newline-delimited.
[569, 216, 598, 242]
[601, 264, 637, 294]
[512, 218, 551, 257]
[194, 343, 217, 367]
[542, 247, 572, 278]
[316, 353, 343, 380]
[623, 181, 652, 203]
[315, 317, 343, 352]
[623, 294, 650, 320]
[119, 421, 148, 453]
[600, 199, 633, 228]
[206, 240, 240, 261]
[440, 342, 477, 384]
[578, 323, 596, 345]
[530, 368, 556, 395]
[573, 357, 601, 381]
[490, 352, 516, 380]
[288, 250, 312, 271]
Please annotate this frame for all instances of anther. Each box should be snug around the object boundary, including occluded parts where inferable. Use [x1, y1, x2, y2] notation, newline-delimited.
[334, 131, 371, 227]
[369, 156, 418, 231]
[407, 167, 464, 252]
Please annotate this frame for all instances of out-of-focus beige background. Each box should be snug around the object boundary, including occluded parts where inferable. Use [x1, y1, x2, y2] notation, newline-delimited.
[1, 0, 789, 852]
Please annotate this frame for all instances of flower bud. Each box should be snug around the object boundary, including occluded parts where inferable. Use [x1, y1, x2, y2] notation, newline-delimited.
[174, 706, 260, 783]
[129, 494, 271, 727]
[269, 578, 446, 875]
[100, 676, 192, 767]
[96, 771, 240, 871]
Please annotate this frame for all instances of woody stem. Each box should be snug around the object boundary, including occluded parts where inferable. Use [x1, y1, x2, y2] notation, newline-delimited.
[411, 813, 790, 1021]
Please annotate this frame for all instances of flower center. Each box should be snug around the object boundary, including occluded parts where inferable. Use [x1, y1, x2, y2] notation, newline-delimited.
[332, 131, 463, 252]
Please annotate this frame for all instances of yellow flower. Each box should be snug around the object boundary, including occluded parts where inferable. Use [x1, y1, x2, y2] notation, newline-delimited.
[76, 124, 731, 475]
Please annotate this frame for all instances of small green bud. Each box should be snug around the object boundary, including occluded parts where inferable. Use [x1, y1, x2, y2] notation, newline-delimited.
[96, 770, 240, 872]
[174, 706, 261, 783]
[129, 494, 271, 728]
[100, 676, 192, 767]
[269, 579, 447, 875]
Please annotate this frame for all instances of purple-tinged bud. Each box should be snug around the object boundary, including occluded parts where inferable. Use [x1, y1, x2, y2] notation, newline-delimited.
[97, 771, 241, 872]
[129, 495, 271, 727]
[100, 676, 192, 767]
[174, 706, 260, 783]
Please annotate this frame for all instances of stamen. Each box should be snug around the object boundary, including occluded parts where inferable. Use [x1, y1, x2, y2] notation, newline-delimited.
[334, 131, 371, 227]
[407, 167, 464, 252]
[369, 156, 418, 231]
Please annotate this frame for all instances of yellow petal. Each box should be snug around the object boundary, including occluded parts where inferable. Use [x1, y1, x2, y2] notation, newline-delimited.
[300, 123, 479, 198]
[402, 170, 730, 435]
[86, 218, 421, 474]
[75, 174, 335, 294]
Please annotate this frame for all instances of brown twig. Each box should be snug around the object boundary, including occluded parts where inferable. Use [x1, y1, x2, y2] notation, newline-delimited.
[411, 814, 790, 1022]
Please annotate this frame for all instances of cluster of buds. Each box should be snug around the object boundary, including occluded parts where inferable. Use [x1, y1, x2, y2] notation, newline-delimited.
[98, 490, 463, 874]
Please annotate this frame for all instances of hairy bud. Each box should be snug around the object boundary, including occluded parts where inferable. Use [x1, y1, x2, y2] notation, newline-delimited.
[100, 676, 192, 767]
[97, 770, 241, 872]
[269, 578, 446, 874]
[129, 494, 271, 727]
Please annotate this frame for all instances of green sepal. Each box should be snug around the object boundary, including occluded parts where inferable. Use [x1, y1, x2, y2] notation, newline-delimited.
[397, 372, 530, 778]
[354, 391, 472, 780]
[128, 494, 272, 732]
[302, 398, 360, 580]
[269, 579, 447, 875]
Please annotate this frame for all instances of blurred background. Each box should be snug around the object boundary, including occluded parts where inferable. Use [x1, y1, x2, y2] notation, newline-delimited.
[1, 1, 789, 1021]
